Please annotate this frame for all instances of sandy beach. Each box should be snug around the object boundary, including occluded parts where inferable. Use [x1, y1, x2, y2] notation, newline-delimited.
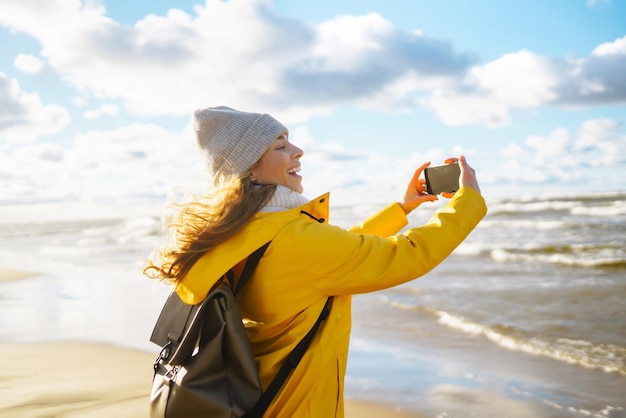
[0, 267, 36, 283]
[0, 341, 422, 418]
[0, 265, 420, 418]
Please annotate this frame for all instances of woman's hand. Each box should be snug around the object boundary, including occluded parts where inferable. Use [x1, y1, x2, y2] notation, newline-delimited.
[441, 155, 481, 199]
[399, 156, 482, 214]
[398, 162, 438, 215]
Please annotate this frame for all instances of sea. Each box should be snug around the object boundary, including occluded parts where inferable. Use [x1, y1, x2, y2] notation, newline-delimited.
[0, 191, 624, 417]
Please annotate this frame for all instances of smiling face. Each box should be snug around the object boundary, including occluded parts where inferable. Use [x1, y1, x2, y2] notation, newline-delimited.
[250, 134, 304, 193]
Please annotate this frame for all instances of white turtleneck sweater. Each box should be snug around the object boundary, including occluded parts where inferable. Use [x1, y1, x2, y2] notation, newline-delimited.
[260, 185, 310, 212]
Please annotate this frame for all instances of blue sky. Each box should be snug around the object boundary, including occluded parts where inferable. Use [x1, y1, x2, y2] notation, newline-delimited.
[0, 0, 625, 214]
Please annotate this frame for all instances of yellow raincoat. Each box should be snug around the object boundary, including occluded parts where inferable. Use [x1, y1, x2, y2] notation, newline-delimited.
[176, 186, 487, 417]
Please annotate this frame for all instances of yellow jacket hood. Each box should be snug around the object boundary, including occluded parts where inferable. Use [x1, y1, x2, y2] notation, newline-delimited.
[176, 193, 331, 305]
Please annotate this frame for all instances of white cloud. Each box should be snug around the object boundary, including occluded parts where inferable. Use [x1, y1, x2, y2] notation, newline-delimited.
[0, 72, 70, 143]
[423, 91, 511, 127]
[469, 50, 557, 106]
[592, 35, 626, 56]
[575, 118, 625, 166]
[525, 128, 571, 158]
[0, 0, 623, 135]
[84, 104, 119, 119]
[575, 118, 621, 151]
[0, 115, 466, 207]
[14, 54, 44, 74]
[557, 35, 626, 105]
[69, 123, 196, 171]
[0, 0, 473, 122]
[501, 143, 527, 159]
[489, 118, 626, 190]
[291, 126, 373, 163]
[0, 122, 202, 204]
[422, 37, 626, 127]
[72, 96, 88, 107]
[312, 13, 393, 72]
[13, 142, 64, 162]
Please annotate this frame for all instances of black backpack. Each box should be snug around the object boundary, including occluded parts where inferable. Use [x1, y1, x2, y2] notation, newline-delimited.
[150, 241, 332, 418]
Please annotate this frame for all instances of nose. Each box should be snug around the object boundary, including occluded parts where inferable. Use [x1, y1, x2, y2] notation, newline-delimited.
[292, 144, 303, 159]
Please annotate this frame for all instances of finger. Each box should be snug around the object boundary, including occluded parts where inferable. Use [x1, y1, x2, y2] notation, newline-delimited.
[417, 161, 431, 173]
[419, 194, 438, 203]
[441, 191, 455, 199]
[457, 155, 471, 173]
[411, 162, 431, 186]
[444, 157, 458, 165]
[416, 178, 428, 194]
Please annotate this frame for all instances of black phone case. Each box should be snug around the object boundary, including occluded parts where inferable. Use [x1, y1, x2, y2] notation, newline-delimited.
[424, 163, 460, 195]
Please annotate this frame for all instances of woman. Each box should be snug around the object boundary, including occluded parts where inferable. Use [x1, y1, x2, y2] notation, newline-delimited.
[145, 106, 487, 417]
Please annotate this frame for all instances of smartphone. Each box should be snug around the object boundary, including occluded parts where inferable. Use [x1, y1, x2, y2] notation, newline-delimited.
[424, 163, 460, 195]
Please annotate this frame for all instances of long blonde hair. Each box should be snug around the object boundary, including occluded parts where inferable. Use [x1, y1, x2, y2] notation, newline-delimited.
[144, 175, 276, 284]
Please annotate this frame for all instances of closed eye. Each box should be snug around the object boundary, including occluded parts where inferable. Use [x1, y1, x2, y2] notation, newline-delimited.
[275, 137, 287, 149]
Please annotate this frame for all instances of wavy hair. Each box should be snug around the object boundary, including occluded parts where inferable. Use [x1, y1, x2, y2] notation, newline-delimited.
[143, 175, 276, 284]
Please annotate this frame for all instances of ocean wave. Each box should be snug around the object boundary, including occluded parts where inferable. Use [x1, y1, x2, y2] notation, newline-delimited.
[488, 200, 579, 216]
[391, 302, 626, 377]
[490, 245, 626, 268]
[451, 242, 492, 256]
[40, 245, 96, 257]
[570, 201, 626, 217]
[1, 215, 160, 268]
[115, 216, 160, 244]
[479, 219, 569, 230]
[487, 192, 626, 217]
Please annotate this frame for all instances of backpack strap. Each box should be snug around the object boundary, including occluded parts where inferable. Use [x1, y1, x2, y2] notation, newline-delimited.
[151, 242, 270, 349]
[243, 296, 333, 418]
[243, 208, 334, 417]
[234, 241, 271, 296]
[233, 238, 333, 417]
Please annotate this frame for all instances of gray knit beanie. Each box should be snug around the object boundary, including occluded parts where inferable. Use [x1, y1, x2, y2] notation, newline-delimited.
[193, 106, 288, 178]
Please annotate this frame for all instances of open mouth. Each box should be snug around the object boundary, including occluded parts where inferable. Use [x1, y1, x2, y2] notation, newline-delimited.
[287, 166, 301, 176]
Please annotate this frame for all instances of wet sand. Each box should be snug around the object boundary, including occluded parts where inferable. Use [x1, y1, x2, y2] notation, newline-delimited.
[0, 342, 423, 417]
[0, 267, 36, 283]
[0, 266, 421, 417]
